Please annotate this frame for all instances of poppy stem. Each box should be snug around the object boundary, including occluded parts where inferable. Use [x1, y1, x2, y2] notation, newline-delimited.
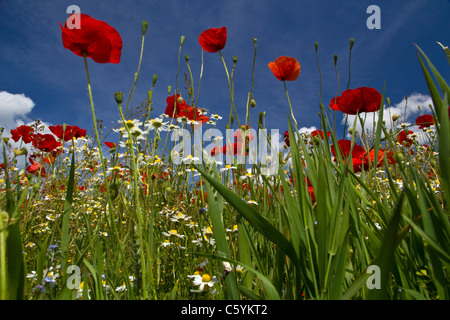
[283, 80, 298, 130]
[195, 50, 204, 109]
[219, 51, 240, 128]
[82, 52, 123, 267]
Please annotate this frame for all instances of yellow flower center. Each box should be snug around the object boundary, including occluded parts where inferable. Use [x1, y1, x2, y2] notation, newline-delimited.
[201, 274, 211, 282]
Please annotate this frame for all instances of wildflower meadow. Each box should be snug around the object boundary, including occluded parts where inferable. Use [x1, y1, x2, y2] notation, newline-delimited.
[1, 11, 450, 302]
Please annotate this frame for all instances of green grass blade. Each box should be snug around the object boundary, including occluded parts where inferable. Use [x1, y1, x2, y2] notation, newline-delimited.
[61, 150, 76, 276]
[193, 164, 300, 271]
[204, 179, 239, 300]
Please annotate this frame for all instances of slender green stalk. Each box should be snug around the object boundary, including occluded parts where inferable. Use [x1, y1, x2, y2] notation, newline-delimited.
[219, 51, 240, 128]
[117, 102, 149, 300]
[283, 81, 298, 130]
[124, 29, 147, 118]
[82, 53, 123, 274]
[0, 211, 7, 300]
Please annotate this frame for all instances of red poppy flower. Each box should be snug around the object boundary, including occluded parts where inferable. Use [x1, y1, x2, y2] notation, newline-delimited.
[268, 56, 301, 81]
[31, 134, 62, 152]
[164, 95, 209, 124]
[198, 27, 227, 53]
[397, 130, 415, 148]
[365, 149, 395, 169]
[310, 130, 331, 144]
[330, 87, 382, 115]
[415, 114, 434, 129]
[284, 131, 290, 147]
[49, 125, 86, 141]
[59, 13, 123, 63]
[331, 139, 367, 172]
[104, 141, 117, 149]
[27, 159, 46, 176]
[10, 125, 34, 144]
[306, 178, 316, 204]
[234, 126, 256, 145]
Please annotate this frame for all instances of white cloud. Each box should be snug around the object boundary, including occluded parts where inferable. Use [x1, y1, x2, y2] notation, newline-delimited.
[0, 91, 35, 130]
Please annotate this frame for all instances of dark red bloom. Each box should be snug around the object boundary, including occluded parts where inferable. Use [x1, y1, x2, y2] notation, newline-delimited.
[31, 134, 62, 152]
[331, 140, 367, 172]
[10, 125, 34, 144]
[268, 56, 301, 81]
[397, 130, 415, 148]
[306, 178, 316, 204]
[164, 94, 209, 124]
[211, 142, 245, 157]
[330, 87, 382, 115]
[310, 130, 331, 144]
[104, 141, 117, 149]
[49, 125, 86, 141]
[284, 131, 290, 147]
[27, 158, 46, 176]
[198, 27, 227, 53]
[59, 13, 123, 63]
[415, 114, 434, 129]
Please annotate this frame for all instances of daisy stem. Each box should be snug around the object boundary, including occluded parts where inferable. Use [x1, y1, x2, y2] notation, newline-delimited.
[219, 51, 240, 128]
[117, 103, 149, 299]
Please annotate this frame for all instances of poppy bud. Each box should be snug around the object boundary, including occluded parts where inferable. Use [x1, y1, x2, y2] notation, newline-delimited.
[349, 38, 355, 50]
[348, 127, 353, 134]
[177, 96, 184, 104]
[252, 37, 257, 44]
[180, 35, 185, 46]
[315, 42, 318, 52]
[334, 54, 338, 65]
[258, 112, 265, 127]
[386, 97, 390, 106]
[142, 21, 148, 36]
[250, 99, 256, 108]
[147, 90, 153, 102]
[168, 86, 172, 95]
[392, 113, 399, 122]
[232, 56, 238, 64]
[230, 115, 234, 126]
[152, 74, 158, 86]
[114, 92, 124, 104]
[185, 54, 189, 62]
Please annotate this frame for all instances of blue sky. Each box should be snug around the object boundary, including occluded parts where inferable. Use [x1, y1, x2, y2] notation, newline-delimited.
[1, 0, 450, 143]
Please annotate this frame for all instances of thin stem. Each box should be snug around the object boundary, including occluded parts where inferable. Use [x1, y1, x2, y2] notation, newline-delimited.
[333, 55, 340, 134]
[283, 80, 298, 130]
[82, 53, 124, 280]
[117, 104, 149, 299]
[219, 50, 240, 128]
[195, 50, 204, 109]
[125, 32, 146, 118]
[246, 39, 258, 125]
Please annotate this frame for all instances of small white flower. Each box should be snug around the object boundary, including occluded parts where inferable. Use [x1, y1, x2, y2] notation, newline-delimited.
[162, 229, 185, 238]
[187, 273, 218, 292]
